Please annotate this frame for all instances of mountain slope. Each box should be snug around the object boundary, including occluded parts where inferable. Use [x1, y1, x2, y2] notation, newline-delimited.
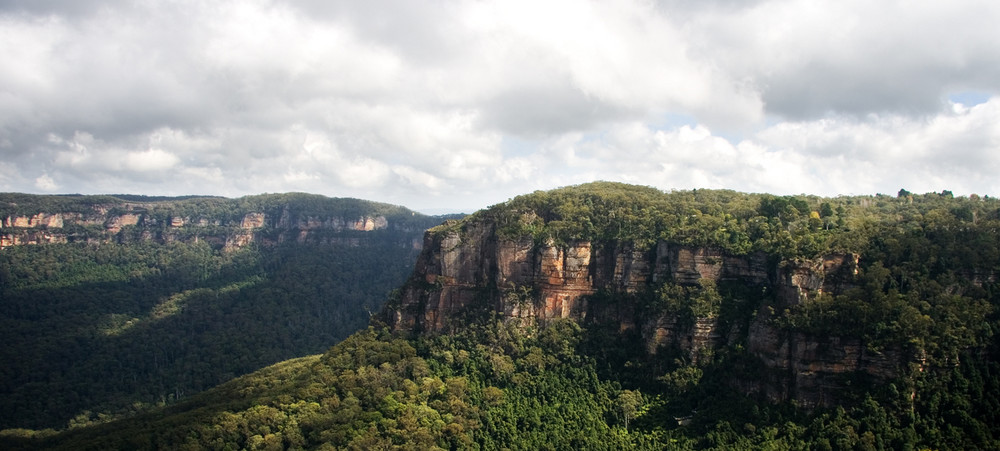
[0, 193, 449, 430]
[7, 183, 1000, 450]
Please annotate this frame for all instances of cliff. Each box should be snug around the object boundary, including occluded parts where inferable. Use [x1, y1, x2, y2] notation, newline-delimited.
[0, 193, 440, 250]
[383, 213, 911, 409]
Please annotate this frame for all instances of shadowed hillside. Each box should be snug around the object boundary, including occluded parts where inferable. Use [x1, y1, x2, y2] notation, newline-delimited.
[6, 183, 1000, 450]
[0, 193, 453, 430]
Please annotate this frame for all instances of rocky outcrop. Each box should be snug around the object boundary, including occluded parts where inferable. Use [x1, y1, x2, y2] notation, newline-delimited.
[240, 213, 267, 229]
[388, 226, 848, 333]
[1, 196, 427, 250]
[384, 219, 899, 408]
[745, 320, 903, 409]
[105, 214, 141, 233]
[225, 232, 255, 250]
[3, 213, 70, 229]
[0, 231, 69, 247]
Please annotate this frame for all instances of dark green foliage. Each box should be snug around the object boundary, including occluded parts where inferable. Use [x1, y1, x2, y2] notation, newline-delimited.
[0, 239, 423, 431]
[0, 192, 446, 431]
[7, 325, 660, 450]
[466, 181, 1000, 260]
[439, 182, 1000, 449]
[0, 193, 124, 217]
[5, 183, 1000, 449]
[19, 318, 999, 450]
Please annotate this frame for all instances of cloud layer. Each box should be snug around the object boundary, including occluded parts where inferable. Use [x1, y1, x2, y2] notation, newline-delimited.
[1, 0, 997, 211]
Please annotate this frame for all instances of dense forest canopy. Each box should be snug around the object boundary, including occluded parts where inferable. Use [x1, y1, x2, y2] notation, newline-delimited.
[4, 183, 1000, 450]
[13, 321, 999, 450]
[0, 192, 447, 432]
[462, 181, 999, 259]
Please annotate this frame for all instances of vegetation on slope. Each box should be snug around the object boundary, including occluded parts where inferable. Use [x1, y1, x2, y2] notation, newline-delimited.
[10, 321, 998, 450]
[0, 192, 429, 225]
[462, 181, 994, 259]
[5, 182, 1000, 449]
[4, 324, 657, 450]
[0, 193, 446, 431]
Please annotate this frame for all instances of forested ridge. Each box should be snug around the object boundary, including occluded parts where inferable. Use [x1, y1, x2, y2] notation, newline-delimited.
[1, 192, 432, 224]
[465, 183, 1000, 361]
[5, 182, 1000, 450]
[0, 193, 448, 432]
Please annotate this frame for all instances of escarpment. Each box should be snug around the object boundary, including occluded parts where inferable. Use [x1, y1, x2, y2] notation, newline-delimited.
[383, 216, 909, 409]
[1, 194, 438, 250]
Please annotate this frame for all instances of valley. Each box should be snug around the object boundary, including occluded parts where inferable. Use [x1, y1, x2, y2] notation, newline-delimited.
[3, 183, 999, 450]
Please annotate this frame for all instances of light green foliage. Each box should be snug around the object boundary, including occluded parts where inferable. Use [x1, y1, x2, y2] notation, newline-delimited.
[15, 326, 661, 450]
[461, 182, 1000, 261]
[618, 389, 644, 430]
[6, 184, 1000, 450]
[26, 309, 997, 450]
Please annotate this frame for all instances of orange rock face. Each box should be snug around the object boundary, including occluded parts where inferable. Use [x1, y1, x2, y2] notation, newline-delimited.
[536, 243, 595, 319]
[385, 217, 903, 409]
[1, 204, 401, 251]
[240, 213, 266, 229]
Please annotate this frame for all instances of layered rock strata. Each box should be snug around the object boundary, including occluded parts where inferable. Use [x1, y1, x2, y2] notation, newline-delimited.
[385, 220, 896, 408]
[2, 207, 402, 250]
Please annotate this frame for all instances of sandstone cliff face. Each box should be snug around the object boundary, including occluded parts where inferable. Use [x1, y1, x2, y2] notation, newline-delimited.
[386, 219, 898, 408]
[11, 213, 67, 228]
[2, 205, 401, 250]
[105, 214, 141, 233]
[389, 226, 849, 332]
[0, 231, 70, 247]
[240, 212, 267, 229]
[745, 320, 904, 408]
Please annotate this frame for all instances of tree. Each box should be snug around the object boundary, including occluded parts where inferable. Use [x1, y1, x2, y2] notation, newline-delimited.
[617, 389, 643, 430]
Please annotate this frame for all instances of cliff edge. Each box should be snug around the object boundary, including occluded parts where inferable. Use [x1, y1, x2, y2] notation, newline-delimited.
[0, 193, 438, 249]
[380, 182, 989, 409]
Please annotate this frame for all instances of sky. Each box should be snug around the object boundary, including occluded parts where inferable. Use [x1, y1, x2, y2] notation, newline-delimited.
[1, 0, 998, 213]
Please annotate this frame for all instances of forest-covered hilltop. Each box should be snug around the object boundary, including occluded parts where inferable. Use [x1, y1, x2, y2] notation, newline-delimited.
[0, 192, 451, 432]
[5, 182, 1000, 450]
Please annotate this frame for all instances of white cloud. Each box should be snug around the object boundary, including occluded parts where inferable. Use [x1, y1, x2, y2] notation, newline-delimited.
[392, 165, 444, 191]
[34, 174, 57, 192]
[513, 96, 1000, 198]
[0, 0, 998, 211]
[125, 149, 180, 172]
